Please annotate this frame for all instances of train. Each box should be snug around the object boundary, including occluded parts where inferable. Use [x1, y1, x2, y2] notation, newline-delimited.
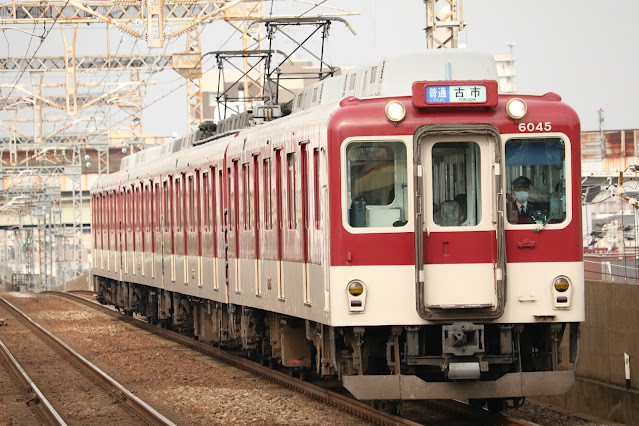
[91, 49, 584, 412]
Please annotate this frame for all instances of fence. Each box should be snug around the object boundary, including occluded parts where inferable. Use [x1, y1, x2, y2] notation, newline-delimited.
[584, 250, 639, 282]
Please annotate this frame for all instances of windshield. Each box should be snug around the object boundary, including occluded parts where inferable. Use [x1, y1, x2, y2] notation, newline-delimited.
[505, 138, 566, 225]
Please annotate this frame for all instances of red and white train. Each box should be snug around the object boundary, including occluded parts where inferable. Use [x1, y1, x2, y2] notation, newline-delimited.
[91, 49, 584, 411]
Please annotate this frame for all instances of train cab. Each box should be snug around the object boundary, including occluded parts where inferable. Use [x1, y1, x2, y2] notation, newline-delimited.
[325, 53, 584, 404]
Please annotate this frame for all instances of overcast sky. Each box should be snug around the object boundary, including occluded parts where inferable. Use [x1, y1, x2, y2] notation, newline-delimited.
[321, 0, 639, 134]
[1, 0, 637, 137]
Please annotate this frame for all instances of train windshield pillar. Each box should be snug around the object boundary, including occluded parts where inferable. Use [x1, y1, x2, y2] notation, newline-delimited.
[504, 138, 567, 225]
[345, 141, 409, 228]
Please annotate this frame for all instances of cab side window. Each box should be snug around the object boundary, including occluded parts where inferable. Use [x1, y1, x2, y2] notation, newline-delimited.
[346, 141, 408, 228]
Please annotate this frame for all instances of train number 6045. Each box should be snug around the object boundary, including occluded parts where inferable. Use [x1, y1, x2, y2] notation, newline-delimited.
[519, 121, 552, 132]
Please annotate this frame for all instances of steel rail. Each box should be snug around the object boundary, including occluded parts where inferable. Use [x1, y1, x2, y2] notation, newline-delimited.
[0, 338, 66, 426]
[52, 291, 419, 426]
[0, 295, 176, 426]
[60, 291, 539, 426]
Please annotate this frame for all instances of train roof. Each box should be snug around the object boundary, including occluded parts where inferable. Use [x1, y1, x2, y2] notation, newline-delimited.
[291, 49, 498, 113]
[92, 50, 500, 192]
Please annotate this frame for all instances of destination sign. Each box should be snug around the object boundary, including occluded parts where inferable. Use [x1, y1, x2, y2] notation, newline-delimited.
[426, 85, 487, 104]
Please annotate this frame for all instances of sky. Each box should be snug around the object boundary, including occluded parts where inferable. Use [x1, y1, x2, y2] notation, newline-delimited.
[320, 0, 639, 134]
[1, 0, 638, 138]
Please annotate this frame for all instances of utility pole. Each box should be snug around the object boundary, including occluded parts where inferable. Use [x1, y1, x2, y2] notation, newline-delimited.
[425, 0, 465, 48]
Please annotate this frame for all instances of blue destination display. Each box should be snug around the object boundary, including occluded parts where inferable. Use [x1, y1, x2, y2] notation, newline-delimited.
[426, 85, 487, 104]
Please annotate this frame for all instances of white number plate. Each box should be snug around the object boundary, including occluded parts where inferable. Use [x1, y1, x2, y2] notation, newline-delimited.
[518, 122, 552, 132]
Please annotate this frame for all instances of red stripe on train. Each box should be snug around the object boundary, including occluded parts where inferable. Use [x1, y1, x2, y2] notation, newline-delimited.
[330, 229, 582, 267]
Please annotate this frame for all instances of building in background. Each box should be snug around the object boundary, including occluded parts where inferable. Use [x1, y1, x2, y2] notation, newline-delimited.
[581, 128, 639, 281]
[494, 53, 516, 93]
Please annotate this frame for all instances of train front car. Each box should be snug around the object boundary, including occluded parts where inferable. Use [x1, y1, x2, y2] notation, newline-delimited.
[328, 51, 584, 410]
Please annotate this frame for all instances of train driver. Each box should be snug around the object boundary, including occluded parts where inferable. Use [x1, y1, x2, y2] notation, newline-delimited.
[508, 175, 541, 224]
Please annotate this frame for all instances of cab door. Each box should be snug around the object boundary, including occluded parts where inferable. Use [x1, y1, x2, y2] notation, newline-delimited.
[414, 125, 506, 320]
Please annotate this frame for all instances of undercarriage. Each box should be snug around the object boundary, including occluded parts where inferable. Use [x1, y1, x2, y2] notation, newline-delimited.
[94, 276, 579, 411]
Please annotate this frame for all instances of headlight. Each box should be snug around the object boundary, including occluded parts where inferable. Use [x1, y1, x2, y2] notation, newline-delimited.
[553, 276, 570, 292]
[346, 280, 367, 313]
[385, 100, 406, 123]
[506, 98, 527, 120]
[348, 280, 364, 296]
[551, 276, 572, 309]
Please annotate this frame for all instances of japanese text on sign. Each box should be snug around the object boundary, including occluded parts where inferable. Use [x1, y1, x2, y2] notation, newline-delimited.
[426, 85, 487, 104]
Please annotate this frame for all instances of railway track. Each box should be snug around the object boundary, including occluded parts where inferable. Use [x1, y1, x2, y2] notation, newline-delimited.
[0, 338, 64, 425]
[54, 290, 537, 426]
[0, 295, 176, 426]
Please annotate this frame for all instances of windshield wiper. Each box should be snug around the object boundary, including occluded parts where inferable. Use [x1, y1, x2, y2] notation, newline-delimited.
[534, 208, 562, 232]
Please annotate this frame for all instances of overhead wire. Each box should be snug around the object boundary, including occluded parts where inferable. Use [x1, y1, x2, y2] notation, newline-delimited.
[2, 0, 343, 142]
[0, 0, 71, 111]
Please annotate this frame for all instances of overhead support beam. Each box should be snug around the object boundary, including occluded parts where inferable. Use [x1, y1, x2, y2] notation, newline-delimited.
[61, 25, 78, 116]
[0, 1, 225, 47]
[185, 27, 203, 131]
[147, 0, 165, 48]
[0, 80, 145, 118]
[0, 1, 356, 49]
[0, 1, 226, 25]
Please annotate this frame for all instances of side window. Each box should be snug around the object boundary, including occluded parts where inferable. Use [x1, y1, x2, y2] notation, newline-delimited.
[313, 148, 321, 229]
[188, 174, 195, 232]
[287, 152, 296, 229]
[243, 162, 251, 230]
[202, 172, 210, 231]
[345, 141, 408, 228]
[163, 181, 170, 231]
[505, 138, 566, 225]
[431, 142, 482, 227]
[175, 177, 182, 231]
[263, 157, 272, 230]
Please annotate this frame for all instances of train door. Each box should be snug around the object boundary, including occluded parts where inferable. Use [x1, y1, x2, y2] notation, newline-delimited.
[118, 189, 123, 277]
[122, 187, 129, 277]
[414, 125, 506, 320]
[130, 185, 136, 277]
[142, 184, 148, 277]
[109, 191, 114, 273]
[275, 148, 284, 298]
[300, 143, 310, 304]
[253, 156, 261, 295]
[152, 181, 160, 279]
[195, 170, 203, 287]
[227, 160, 240, 293]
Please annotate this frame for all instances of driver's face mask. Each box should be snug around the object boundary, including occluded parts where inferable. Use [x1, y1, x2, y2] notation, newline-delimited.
[514, 190, 529, 203]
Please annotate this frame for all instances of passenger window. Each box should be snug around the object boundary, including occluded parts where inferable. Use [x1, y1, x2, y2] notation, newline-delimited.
[346, 141, 408, 228]
[431, 142, 481, 227]
[505, 138, 566, 225]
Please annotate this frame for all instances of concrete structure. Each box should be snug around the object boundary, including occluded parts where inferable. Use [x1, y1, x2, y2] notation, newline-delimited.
[538, 279, 639, 425]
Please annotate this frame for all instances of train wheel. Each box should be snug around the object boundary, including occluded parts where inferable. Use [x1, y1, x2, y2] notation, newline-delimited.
[268, 357, 277, 369]
[509, 397, 526, 408]
[247, 349, 257, 361]
[486, 398, 506, 413]
[468, 399, 486, 410]
[299, 368, 310, 382]
[372, 400, 402, 416]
